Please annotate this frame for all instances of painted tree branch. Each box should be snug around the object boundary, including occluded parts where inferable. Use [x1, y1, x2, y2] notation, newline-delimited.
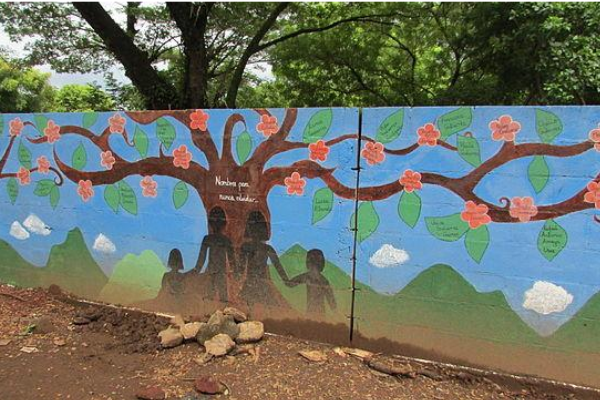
[246, 108, 298, 169]
[221, 113, 246, 165]
[0, 135, 63, 185]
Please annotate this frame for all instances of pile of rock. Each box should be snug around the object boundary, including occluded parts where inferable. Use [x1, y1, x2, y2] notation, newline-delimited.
[157, 307, 264, 358]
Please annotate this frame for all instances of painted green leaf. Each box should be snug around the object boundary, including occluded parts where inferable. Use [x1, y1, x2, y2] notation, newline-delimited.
[82, 112, 99, 129]
[464, 225, 490, 263]
[7, 178, 18, 205]
[437, 107, 473, 139]
[18, 141, 32, 168]
[156, 117, 176, 150]
[72, 143, 87, 170]
[133, 126, 149, 158]
[34, 179, 55, 196]
[535, 109, 563, 144]
[118, 181, 138, 215]
[34, 115, 49, 133]
[457, 134, 482, 167]
[398, 191, 421, 228]
[425, 213, 470, 242]
[528, 155, 549, 193]
[236, 130, 253, 164]
[375, 109, 404, 144]
[303, 109, 333, 143]
[312, 187, 334, 224]
[104, 184, 120, 213]
[537, 219, 568, 261]
[350, 202, 379, 242]
[173, 181, 189, 210]
[49, 185, 60, 209]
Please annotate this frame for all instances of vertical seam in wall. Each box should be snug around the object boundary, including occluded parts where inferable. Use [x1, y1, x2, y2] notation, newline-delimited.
[349, 108, 363, 342]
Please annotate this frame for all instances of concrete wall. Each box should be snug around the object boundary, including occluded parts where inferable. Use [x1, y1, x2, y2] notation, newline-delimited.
[1, 107, 599, 387]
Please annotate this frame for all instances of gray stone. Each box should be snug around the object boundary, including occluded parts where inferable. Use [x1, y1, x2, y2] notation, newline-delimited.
[204, 334, 235, 356]
[32, 317, 55, 334]
[195, 323, 218, 345]
[158, 327, 184, 348]
[236, 321, 264, 344]
[223, 307, 247, 323]
[205, 311, 240, 340]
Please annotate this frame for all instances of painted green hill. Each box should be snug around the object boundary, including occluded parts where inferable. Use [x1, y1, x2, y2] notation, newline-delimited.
[272, 244, 542, 346]
[0, 228, 107, 299]
[99, 250, 166, 305]
[546, 292, 600, 353]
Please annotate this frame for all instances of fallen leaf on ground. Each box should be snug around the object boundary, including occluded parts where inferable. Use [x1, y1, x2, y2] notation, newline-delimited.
[299, 350, 328, 363]
[341, 347, 373, 360]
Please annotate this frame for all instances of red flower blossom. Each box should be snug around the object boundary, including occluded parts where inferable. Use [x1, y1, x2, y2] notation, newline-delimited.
[588, 126, 600, 152]
[140, 176, 157, 198]
[77, 180, 94, 202]
[9, 118, 24, 137]
[308, 140, 330, 162]
[584, 181, 600, 209]
[509, 196, 538, 222]
[489, 115, 521, 142]
[16, 167, 30, 186]
[109, 113, 126, 134]
[43, 120, 61, 143]
[189, 109, 209, 131]
[361, 141, 385, 166]
[417, 123, 441, 147]
[172, 145, 192, 169]
[284, 171, 306, 196]
[460, 200, 492, 229]
[399, 170, 422, 193]
[37, 156, 50, 174]
[100, 151, 116, 170]
[256, 114, 278, 137]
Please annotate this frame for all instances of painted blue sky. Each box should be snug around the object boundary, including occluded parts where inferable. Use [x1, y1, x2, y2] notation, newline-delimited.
[0, 106, 598, 335]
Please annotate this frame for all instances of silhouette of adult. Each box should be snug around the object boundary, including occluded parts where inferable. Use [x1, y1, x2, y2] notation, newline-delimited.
[195, 206, 235, 303]
[238, 210, 290, 306]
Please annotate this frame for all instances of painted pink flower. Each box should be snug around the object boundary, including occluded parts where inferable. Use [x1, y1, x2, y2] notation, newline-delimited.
[460, 200, 492, 229]
[100, 150, 116, 170]
[417, 123, 441, 147]
[9, 118, 24, 137]
[172, 144, 192, 169]
[588, 125, 600, 152]
[37, 156, 50, 174]
[308, 140, 330, 162]
[189, 109, 209, 130]
[109, 112, 126, 134]
[399, 170, 422, 193]
[361, 141, 385, 166]
[489, 115, 521, 142]
[284, 171, 306, 196]
[16, 167, 30, 186]
[509, 196, 538, 222]
[584, 181, 600, 209]
[43, 120, 61, 143]
[140, 176, 157, 198]
[77, 180, 94, 202]
[256, 114, 278, 137]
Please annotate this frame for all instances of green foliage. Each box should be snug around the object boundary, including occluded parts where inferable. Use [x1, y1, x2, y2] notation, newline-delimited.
[0, 57, 55, 112]
[54, 84, 115, 112]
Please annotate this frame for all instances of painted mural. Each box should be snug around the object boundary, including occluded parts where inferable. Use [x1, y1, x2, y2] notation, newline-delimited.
[0, 107, 600, 387]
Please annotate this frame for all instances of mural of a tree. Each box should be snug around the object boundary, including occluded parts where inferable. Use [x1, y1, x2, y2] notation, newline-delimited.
[11, 107, 599, 300]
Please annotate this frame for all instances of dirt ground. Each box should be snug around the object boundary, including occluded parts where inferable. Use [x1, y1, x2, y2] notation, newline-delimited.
[0, 284, 594, 400]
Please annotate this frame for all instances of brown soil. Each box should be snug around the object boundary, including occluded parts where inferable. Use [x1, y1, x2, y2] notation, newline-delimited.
[0, 284, 595, 400]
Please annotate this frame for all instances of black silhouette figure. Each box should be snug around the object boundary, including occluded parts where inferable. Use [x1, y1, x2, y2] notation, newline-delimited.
[239, 211, 290, 306]
[286, 249, 337, 314]
[196, 206, 235, 303]
[159, 248, 186, 298]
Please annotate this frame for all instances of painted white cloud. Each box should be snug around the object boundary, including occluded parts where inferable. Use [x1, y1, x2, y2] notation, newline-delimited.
[10, 221, 30, 240]
[23, 214, 51, 236]
[523, 281, 573, 315]
[369, 244, 410, 268]
[93, 234, 116, 254]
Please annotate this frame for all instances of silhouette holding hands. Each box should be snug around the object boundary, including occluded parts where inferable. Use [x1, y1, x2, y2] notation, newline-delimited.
[286, 249, 337, 315]
[196, 206, 235, 303]
[239, 211, 290, 306]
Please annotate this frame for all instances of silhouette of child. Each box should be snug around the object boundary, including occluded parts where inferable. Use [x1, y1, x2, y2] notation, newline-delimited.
[160, 248, 186, 297]
[196, 206, 235, 303]
[286, 249, 336, 315]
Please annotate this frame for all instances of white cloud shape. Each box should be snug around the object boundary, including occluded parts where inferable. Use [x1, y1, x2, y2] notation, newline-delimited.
[10, 221, 30, 240]
[369, 244, 410, 268]
[93, 234, 116, 254]
[523, 281, 573, 315]
[23, 214, 51, 236]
